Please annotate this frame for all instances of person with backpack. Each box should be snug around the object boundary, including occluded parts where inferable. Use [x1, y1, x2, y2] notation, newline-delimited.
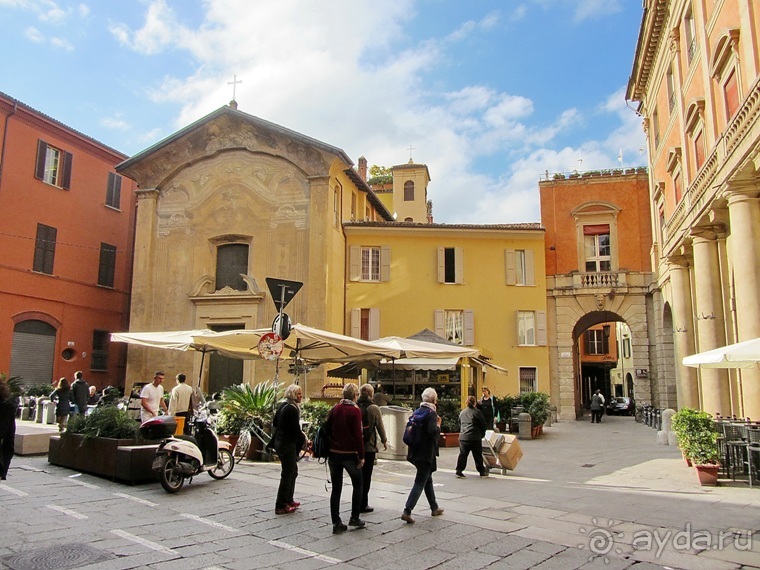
[357, 383, 387, 514]
[326, 383, 366, 534]
[401, 387, 444, 524]
[273, 384, 307, 515]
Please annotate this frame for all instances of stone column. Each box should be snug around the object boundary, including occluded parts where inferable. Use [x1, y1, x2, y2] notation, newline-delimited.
[691, 230, 731, 415]
[668, 259, 699, 409]
[726, 189, 760, 420]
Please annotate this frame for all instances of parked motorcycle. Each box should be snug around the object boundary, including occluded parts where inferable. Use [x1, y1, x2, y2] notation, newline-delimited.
[139, 408, 234, 493]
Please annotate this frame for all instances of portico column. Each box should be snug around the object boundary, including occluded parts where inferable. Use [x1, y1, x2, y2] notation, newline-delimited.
[727, 189, 760, 420]
[691, 231, 731, 416]
[668, 260, 699, 409]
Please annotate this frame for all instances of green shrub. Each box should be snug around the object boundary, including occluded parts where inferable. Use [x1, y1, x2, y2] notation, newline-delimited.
[219, 380, 282, 430]
[300, 400, 332, 441]
[672, 408, 719, 465]
[66, 406, 139, 440]
[519, 391, 550, 427]
[24, 384, 53, 398]
[437, 399, 461, 433]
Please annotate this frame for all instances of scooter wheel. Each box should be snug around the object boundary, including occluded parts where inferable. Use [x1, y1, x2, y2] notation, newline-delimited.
[209, 448, 234, 480]
[158, 455, 185, 493]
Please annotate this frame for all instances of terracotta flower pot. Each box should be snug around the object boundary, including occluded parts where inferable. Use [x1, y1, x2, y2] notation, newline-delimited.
[694, 464, 719, 486]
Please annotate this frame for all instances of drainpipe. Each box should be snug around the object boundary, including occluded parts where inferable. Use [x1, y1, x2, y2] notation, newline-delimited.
[0, 100, 18, 196]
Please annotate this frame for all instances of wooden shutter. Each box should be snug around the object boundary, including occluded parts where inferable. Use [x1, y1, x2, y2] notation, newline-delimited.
[536, 311, 547, 346]
[349, 246, 360, 281]
[380, 246, 391, 282]
[434, 309, 445, 338]
[369, 308, 380, 340]
[437, 247, 445, 283]
[350, 309, 361, 338]
[455, 247, 464, 283]
[61, 151, 73, 190]
[464, 309, 474, 346]
[525, 249, 535, 286]
[107, 172, 122, 208]
[35, 140, 47, 180]
[505, 249, 516, 285]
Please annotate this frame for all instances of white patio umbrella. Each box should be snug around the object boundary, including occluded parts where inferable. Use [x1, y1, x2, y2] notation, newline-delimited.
[682, 337, 760, 369]
[371, 335, 480, 359]
[191, 324, 404, 364]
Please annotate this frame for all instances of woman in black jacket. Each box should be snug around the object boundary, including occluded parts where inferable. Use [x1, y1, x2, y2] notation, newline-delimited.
[0, 379, 16, 480]
[401, 387, 444, 524]
[273, 384, 306, 515]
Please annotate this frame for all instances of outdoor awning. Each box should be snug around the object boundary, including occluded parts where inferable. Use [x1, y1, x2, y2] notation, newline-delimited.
[473, 356, 508, 374]
[683, 337, 760, 369]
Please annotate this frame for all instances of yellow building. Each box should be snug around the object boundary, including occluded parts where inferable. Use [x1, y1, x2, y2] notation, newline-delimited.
[117, 102, 549, 403]
[627, 1, 760, 419]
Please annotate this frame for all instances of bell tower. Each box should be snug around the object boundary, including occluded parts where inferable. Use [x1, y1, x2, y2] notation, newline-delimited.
[391, 157, 431, 223]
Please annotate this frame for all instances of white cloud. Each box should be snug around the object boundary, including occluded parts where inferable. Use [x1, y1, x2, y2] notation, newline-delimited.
[101, 116, 130, 130]
[50, 36, 73, 50]
[573, 0, 623, 22]
[24, 26, 43, 42]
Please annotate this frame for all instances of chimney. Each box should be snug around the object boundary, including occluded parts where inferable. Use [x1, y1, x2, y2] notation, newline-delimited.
[358, 156, 368, 182]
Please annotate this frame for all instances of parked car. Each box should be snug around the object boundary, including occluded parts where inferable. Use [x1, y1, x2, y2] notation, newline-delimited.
[607, 397, 635, 416]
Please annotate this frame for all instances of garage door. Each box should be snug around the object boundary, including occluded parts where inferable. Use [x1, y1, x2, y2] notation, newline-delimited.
[9, 320, 57, 387]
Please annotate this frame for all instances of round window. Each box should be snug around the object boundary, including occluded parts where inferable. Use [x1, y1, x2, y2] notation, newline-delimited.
[61, 348, 76, 361]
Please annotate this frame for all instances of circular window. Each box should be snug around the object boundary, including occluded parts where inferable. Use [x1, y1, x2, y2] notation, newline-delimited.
[61, 348, 76, 361]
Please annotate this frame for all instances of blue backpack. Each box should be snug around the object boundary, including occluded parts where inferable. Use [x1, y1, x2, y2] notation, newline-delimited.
[403, 407, 430, 447]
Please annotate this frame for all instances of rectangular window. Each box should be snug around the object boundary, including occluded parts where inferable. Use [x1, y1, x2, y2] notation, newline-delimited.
[106, 172, 122, 209]
[623, 338, 631, 359]
[684, 8, 696, 64]
[98, 243, 117, 287]
[91, 329, 109, 371]
[652, 108, 660, 148]
[360, 309, 371, 341]
[515, 250, 526, 285]
[674, 172, 683, 203]
[351, 308, 379, 340]
[444, 247, 456, 283]
[519, 367, 537, 394]
[438, 246, 463, 284]
[33, 223, 57, 274]
[404, 181, 414, 201]
[517, 311, 536, 346]
[583, 225, 611, 272]
[444, 309, 464, 345]
[351, 192, 357, 221]
[586, 330, 609, 355]
[216, 243, 249, 291]
[724, 69, 739, 120]
[659, 207, 666, 244]
[35, 140, 72, 189]
[667, 68, 676, 113]
[334, 188, 340, 227]
[361, 246, 381, 281]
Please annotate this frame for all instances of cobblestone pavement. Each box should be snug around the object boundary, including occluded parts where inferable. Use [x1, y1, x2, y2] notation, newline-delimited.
[1, 415, 759, 569]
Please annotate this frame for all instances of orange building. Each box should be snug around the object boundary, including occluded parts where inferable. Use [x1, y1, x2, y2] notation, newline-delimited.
[0, 91, 138, 392]
[540, 170, 660, 419]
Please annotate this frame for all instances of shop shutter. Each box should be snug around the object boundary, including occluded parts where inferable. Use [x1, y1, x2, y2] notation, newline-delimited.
[9, 331, 56, 387]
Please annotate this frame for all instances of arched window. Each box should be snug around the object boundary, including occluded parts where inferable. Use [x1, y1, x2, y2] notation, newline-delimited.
[216, 243, 249, 291]
[404, 180, 414, 201]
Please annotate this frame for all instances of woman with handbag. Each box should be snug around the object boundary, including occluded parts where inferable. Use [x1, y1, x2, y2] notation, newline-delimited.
[273, 384, 306, 514]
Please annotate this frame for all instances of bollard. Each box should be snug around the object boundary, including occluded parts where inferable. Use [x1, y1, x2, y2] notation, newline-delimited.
[518, 412, 532, 440]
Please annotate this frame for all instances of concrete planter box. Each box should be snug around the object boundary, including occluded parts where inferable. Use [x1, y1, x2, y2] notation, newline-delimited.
[48, 434, 159, 484]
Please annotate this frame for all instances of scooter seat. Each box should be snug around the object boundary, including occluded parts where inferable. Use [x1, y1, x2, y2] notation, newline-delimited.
[175, 434, 199, 448]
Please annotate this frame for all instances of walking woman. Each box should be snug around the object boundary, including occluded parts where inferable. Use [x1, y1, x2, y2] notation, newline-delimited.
[401, 387, 444, 523]
[273, 384, 306, 514]
[50, 377, 73, 433]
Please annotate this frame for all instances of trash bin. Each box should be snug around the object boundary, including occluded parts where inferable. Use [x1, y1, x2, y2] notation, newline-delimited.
[174, 416, 185, 436]
[42, 400, 57, 425]
[378, 405, 411, 461]
[518, 412, 532, 440]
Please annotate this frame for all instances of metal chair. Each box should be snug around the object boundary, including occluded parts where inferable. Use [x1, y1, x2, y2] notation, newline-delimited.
[747, 427, 760, 488]
[714, 419, 729, 478]
[724, 423, 749, 483]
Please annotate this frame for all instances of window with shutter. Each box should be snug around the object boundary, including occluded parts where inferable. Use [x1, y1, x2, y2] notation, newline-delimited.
[35, 139, 72, 189]
[33, 223, 57, 274]
[92, 329, 109, 371]
[215, 243, 249, 291]
[98, 243, 117, 287]
[106, 172, 122, 209]
[438, 247, 463, 284]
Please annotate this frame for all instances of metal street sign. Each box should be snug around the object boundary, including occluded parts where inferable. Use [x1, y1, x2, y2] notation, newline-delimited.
[265, 278, 303, 312]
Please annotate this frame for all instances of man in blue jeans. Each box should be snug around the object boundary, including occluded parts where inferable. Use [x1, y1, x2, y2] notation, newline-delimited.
[401, 387, 445, 524]
[326, 383, 366, 534]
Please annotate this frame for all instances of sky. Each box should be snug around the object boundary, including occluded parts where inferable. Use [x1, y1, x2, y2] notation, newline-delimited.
[0, 0, 647, 224]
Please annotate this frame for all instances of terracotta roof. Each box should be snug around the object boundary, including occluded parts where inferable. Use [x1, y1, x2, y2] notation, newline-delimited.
[343, 220, 543, 231]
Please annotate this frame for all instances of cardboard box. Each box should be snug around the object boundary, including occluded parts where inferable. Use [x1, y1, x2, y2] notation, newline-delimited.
[485, 430, 505, 451]
[497, 434, 523, 470]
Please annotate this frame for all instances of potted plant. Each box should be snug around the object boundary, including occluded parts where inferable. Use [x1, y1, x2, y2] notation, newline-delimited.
[493, 394, 519, 433]
[218, 380, 281, 459]
[520, 391, 550, 437]
[437, 399, 461, 447]
[300, 400, 332, 443]
[48, 406, 157, 482]
[673, 408, 720, 485]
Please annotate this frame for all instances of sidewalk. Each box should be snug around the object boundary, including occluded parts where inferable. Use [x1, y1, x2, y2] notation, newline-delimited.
[1, 415, 758, 569]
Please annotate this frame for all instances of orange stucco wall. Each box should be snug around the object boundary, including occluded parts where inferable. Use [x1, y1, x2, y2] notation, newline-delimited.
[539, 171, 652, 276]
[0, 94, 137, 391]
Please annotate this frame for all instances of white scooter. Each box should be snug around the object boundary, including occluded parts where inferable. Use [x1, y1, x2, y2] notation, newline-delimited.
[139, 408, 234, 494]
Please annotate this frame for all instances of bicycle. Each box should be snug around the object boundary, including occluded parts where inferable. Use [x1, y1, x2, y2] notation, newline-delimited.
[635, 402, 650, 423]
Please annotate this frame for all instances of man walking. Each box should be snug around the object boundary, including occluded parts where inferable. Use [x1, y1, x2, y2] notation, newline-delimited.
[70, 371, 89, 416]
[326, 383, 366, 534]
[455, 395, 488, 478]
